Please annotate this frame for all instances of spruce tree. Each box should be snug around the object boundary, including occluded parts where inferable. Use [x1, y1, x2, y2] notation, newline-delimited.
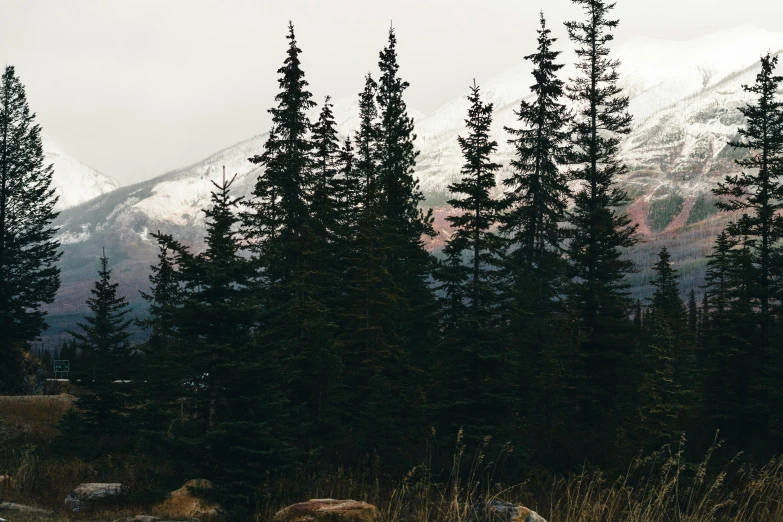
[564, 0, 637, 451]
[712, 54, 783, 445]
[502, 13, 571, 276]
[244, 21, 315, 283]
[58, 251, 133, 456]
[701, 232, 752, 446]
[243, 23, 341, 459]
[375, 27, 438, 443]
[134, 234, 186, 455]
[713, 53, 783, 348]
[176, 173, 289, 518]
[138, 234, 182, 349]
[68, 251, 133, 379]
[310, 96, 342, 253]
[433, 82, 508, 442]
[638, 247, 692, 446]
[0, 66, 61, 393]
[499, 13, 575, 447]
[339, 74, 411, 460]
[299, 96, 343, 444]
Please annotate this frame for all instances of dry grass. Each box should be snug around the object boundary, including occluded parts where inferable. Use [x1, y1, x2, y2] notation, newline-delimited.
[253, 433, 783, 522]
[0, 395, 72, 440]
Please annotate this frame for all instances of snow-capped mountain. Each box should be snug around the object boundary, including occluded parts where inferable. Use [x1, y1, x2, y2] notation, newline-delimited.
[43, 135, 119, 211]
[45, 25, 783, 328]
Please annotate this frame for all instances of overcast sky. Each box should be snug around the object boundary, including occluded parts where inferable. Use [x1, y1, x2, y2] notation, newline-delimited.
[2, 0, 783, 185]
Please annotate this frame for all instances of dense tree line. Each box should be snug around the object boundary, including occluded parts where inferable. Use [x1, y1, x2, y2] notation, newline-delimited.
[3, 1, 783, 520]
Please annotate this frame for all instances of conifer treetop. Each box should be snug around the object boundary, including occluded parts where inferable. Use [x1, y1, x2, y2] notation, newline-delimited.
[69, 249, 133, 354]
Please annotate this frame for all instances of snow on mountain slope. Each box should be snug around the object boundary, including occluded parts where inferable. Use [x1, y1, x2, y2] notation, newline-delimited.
[617, 25, 783, 124]
[43, 135, 119, 211]
[414, 24, 783, 201]
[54, 100, 362, 246]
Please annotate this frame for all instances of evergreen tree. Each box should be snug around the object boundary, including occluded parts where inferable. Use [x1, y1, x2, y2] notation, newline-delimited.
[433, 82, 508, 442]
[339, 74, 412, 461]
[374, 26, 438, 442]
[712, 53, 783, 445]
[244, 21, 315, 283]
[564, 0, 637, 454]
[638, 247, 692, 446]
[336, 136, 360, 246]
[701, 232, 753, 446]
[243, 23, 341, 460]
[0, 66, 61, 394]
[59, 251, 133, 456]
[310, 96, 342, 253]
[176, 173, 289, 518]
[502, 13, 571, 277]
[138, 234, 183, 349]
[134, 233, 186, 456]
[713, 53, 783, 348]
[299, 96, 344, 443]
[499, 13, 575, 449]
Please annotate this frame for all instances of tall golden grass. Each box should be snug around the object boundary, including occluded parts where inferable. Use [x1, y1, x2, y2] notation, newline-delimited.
[0, 395, 72, 439]
[253, 432, 783, 522]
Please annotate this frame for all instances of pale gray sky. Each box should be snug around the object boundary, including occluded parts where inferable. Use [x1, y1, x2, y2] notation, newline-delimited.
[1, 0, 782, 185]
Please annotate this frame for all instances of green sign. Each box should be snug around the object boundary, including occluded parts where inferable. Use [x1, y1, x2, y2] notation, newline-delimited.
[54, 360, 69, 373]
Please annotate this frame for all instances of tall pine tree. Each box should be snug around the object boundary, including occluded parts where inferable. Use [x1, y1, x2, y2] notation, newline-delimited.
[433, 82, 508, 442]
[59, 250, 133, 456]
[638, 247, 692, 447]
[714, 53, 783, 348]
[243, 23, 341, 460]
[564, 0, 637, 458]
[701, 232, 752, 446]
[0, 66, 61, 393]
[712, 54, 783, 447]
[374, 27, 438, 443]
[175, 173, 288, 519]
[499, 13, 575, 452]
[339, 73, 414, 462]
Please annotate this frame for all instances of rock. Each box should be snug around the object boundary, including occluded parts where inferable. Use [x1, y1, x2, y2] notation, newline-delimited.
[153, 479, 219, 520]
[0, 502, 51, 514]
[112, 516, 191, 522]
[111, 516, 191, 522]
[274, 499, 380, 522]
[468, 500, 547, 522]
[64, 482, 127, 511]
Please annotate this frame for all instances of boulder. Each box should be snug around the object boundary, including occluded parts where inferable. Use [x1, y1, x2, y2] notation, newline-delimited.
[468, 500, 547, 522]
[64, 483, 126, 512]
[274, 499, 380, 522]
[0, 502, 50, 514]
[153, 479, 219, 520]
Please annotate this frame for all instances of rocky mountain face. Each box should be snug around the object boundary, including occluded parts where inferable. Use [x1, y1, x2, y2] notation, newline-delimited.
[43, 26, 783, 341]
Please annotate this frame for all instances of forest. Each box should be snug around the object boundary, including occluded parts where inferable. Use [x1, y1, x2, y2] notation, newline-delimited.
[1, 0, 783, 521]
